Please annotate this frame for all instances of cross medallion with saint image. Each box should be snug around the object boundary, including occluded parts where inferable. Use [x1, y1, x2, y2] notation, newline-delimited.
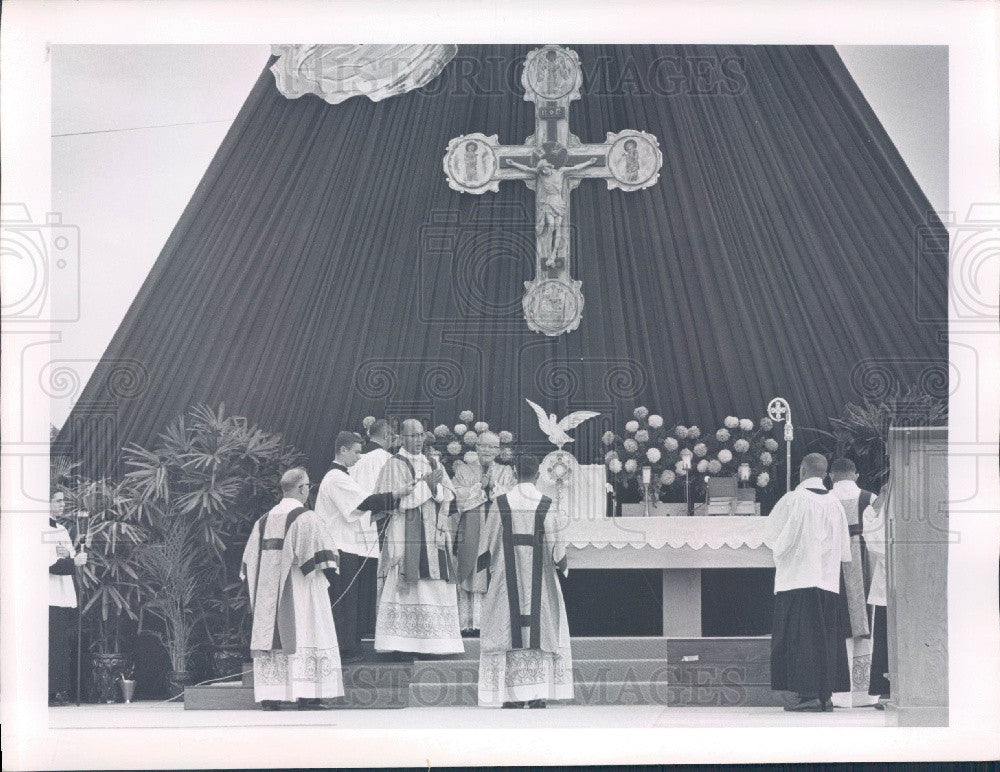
[443, 45, 663, 336]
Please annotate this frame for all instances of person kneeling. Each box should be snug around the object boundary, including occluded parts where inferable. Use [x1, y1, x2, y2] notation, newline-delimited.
[475, 454, 573, 709]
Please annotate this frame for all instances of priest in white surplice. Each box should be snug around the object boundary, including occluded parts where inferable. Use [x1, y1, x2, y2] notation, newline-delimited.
[451, 431, 516, 633]
[476, 454, 573, 708]
[372, 418, 463, 655]
[240, 468, 343, 710]
[764, 453, 852, 712]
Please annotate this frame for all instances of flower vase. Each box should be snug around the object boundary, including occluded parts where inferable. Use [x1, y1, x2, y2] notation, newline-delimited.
[87, 653, 130, 703]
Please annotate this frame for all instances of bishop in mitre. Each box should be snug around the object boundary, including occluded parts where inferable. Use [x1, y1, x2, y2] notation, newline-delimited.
[371, 418, 463, 655]
[476, 454, 573, 708]
[240, 467, 342, 710]
[451, 431, 516, 633]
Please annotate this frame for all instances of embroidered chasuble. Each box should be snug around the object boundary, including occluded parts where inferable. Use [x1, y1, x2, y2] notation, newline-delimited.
[371, 449, 463, 654]
[452, 459, 516, 629]
[831, 482, 880, 707]
[476, 483, 574, 706]
[240, 498, 343, 701]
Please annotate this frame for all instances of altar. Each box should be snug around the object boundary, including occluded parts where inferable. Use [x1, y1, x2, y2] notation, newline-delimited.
[564, 516, 773, 637]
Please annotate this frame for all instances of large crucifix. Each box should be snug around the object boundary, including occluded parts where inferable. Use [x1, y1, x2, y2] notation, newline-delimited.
[443, 45, 663, 336]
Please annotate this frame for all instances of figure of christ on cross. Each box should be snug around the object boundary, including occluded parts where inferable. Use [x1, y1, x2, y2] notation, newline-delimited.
[504, 156, 599, 269]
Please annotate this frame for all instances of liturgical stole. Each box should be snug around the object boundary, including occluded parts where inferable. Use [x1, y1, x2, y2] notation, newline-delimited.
[392, 453, 452, 584]
[839, 490, 874, 638]
[247, 506, 306, 653]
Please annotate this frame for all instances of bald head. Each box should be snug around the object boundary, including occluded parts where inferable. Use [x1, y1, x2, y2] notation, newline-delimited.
[400, 418, 425, 454]
[280, 467, 310, 503]
[800, 453, 828, 481]
[475, 431, 501, 466]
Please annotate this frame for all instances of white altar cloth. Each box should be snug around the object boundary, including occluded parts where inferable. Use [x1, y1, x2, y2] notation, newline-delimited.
[565, 515, 769, 551]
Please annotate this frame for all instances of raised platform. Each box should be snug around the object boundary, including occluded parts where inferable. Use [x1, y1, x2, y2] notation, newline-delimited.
[184, 636, 793, 710]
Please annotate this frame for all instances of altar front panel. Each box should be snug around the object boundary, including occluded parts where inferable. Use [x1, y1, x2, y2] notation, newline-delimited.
[564, 516, 774, 636]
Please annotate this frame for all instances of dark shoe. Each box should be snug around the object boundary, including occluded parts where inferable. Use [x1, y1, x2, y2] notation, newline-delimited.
[260, 700, 281, 711]
[502, 701, 525, 709]
[528, 699, 547, 709]
[822, 699, 834, 712]
[784, 698, 824, 712]
[296, 698, 329, 710]
[873, 702, 886, 711]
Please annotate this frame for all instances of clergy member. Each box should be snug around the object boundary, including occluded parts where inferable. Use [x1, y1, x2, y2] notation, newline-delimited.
[451, 431, 516, 634]
[315, 430, 413, 662]
[476, 454, 573, 708]
[240, 467, 342, 710]
[371, 418, 463, 656]
[864, 482, 891, 705]
[830, 458, 879, 708]
[764, 453, 852, 712]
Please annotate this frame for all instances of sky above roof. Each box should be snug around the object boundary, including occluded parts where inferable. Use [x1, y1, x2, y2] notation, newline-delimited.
[48, 44, 948, 429]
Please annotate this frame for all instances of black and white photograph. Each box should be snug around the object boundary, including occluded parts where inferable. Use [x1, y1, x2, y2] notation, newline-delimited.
[2, 1, 998, 768]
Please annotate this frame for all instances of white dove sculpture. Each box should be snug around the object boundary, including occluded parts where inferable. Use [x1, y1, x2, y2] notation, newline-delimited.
[525, 398, 600, 450]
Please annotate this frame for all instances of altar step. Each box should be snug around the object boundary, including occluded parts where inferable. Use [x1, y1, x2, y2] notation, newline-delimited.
[184, 636, 791, 709]
[409, 636, 787, 708]
[184, 661, 413, 710]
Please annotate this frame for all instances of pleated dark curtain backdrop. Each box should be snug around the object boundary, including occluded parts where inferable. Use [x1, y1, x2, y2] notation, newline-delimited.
[59, 45, 948, 481]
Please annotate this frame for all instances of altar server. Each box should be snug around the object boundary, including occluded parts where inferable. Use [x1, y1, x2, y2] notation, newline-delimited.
[452, 431, 516, 633]
[371, 419, 463, 655]
[48, 490, 87, 705]
[241, 468, 342, 710]
[316, 430, 412, 661]
[764, 453, 852, 712]
[830, 458, 879, 708]
[476, 454, 573, 708]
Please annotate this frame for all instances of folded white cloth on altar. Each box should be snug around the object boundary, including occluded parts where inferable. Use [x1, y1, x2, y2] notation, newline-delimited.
[270, 44, 458, 104]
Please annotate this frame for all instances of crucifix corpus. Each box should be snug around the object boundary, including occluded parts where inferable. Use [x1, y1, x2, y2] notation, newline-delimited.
[443, 45, 663, 336]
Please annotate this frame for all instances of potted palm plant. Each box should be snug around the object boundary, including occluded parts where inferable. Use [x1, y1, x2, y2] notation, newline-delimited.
[812, 385, 948, 489]
[60, 477, 145, 703]
[134, 508, 201, 697]
[123, 403, 302, 696]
